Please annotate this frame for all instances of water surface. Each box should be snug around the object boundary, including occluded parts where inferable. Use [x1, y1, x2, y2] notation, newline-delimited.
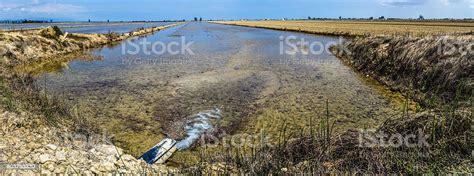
[33, 22, 411, 163]
[0, 22, 173, 34]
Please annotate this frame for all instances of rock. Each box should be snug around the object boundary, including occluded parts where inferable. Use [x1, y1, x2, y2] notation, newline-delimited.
[0, 140, 6, 149]
[100, 161, 116, 172]
[121, 154, 135, 161]
[41, 169, 52, 175]
[95, 160, 116, 172]
[44, 162, 55, 171]
[53, 166, 66, 173]
[90, 167, 100, 174]
[26, 142, 41, 150]
[39, 154, 52, 164]
[55, 151, 66, 161]
[105, 155, 117, 163]
[95, 144, 120, 156]
[46, 144, 58, 150]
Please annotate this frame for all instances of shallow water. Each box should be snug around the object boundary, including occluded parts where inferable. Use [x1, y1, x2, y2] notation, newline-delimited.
[0, 22, 173, 34]
[62, 22, 174, 34]
[33, 22, 412, 163]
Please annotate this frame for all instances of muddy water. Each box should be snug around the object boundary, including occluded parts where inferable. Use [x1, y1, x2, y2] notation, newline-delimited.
[34, 22, 411, 164]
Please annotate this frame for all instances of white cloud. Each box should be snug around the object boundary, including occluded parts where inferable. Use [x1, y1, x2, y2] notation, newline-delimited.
[381, 0, 426, 6]
[441, 0, 474, 7]
[0, 0, 84, 14]
[27, 3, 84, 14]
[441, 0, 462, 5]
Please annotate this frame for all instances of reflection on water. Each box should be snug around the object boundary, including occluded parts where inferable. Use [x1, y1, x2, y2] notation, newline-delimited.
[62, 22, 174, 34]
[0, 22, 174, 34]
[15, 53, 104, 76]
[33, 22, 415, 164]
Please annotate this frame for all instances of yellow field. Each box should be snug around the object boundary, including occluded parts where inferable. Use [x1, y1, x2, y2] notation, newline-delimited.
[213, 20, 474, 36]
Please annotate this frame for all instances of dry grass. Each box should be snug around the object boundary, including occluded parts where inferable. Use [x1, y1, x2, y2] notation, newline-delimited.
[331, 35, 473, 106]
[213, 20, 474, 36]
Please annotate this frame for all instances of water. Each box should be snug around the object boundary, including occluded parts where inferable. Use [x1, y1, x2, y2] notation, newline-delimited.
[176, 108, 222, 150]
[0, 22, 91, 29]
[62, 22, 174, 34]
[0, 22, 173, 34]
[30, 22, 410, 161]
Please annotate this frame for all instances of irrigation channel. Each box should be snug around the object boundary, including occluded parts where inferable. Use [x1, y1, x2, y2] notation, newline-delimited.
[24, 22, 415, 165]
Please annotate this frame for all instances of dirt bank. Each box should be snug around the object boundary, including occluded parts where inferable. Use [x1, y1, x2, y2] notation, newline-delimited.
[0, 108, 177, 174]
[0, 23, 183, 67]
[331, 35, 473, 106]
[205, 22, 473, 174]
[0, 24, 183, 174]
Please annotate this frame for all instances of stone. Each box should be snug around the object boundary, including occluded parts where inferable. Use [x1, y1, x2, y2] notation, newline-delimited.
[26, 142, 41, 150]
[105, 155, 117, 163]
[39, 154, 52, 164]
[100, 161, 116, 172]
[121, 154, 135, 161]
[95, 144, 119, 156]
[55, 151, 66, 161]
[90, 167, 100, 174]
[44, 162, 55, 171]
[53, 166, 66, 173]
[46, 144, 58, 150]
[41, 169, 52, 175]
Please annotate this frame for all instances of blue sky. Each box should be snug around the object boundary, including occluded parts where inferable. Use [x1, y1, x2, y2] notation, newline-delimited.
[0, 0, 473, 21]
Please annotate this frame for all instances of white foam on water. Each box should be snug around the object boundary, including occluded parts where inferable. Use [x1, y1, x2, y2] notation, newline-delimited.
[175, 108, 222, 150]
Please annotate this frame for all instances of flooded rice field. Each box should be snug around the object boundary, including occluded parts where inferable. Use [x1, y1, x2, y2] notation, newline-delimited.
[0, 22, 173, 34]
[29, 22, 414, 164]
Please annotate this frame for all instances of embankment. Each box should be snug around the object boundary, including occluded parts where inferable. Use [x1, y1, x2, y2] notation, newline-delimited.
[331, 35, 473, 106]
[0, 23, 183, 174]
[0, 23, 183, 67]
[211, 21, 473, 174]
[0, 109, 178, 174]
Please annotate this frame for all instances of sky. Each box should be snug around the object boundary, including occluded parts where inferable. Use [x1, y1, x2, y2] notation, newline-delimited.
[0, 0, 473, 21]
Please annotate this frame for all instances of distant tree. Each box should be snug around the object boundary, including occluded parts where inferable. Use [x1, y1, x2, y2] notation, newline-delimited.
[199, 17, 202, 21]
[379, 16, 385, 20]
[49, 19, 53, 23]
[339, 16, 342, 20]
[194, 17, 198, 21]
[369, 16, 374, 20]
[418, 15, 424, 20]
[308, 16, 312, 20]
[107, 19, 110, 23]
[88, 19, 91, 23]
